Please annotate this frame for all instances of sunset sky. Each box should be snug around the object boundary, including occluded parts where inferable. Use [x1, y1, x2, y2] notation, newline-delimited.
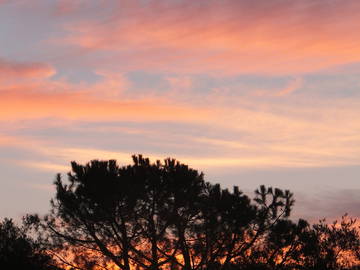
[0, 0, 359, 222]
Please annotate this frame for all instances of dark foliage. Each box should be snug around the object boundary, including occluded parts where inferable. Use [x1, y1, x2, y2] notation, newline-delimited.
[0, 217, 60, 270]
[24, 155, 360, 270]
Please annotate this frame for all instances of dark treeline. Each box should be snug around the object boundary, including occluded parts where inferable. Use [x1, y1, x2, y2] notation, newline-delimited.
[1, 155, 360, 270]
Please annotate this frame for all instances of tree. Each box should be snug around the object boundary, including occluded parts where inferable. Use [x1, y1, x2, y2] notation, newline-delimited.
[32, 155, 298, 270]
[0, 217, 60, 270]
[34, 156, 207, 270]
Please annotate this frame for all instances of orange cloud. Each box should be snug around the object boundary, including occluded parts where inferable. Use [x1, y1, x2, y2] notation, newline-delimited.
[0, 62, 215, 124]
[0, 66, 210, 123]
[0, 89, 211, 122]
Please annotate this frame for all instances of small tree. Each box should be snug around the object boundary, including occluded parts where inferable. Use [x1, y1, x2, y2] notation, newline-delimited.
[0, 218, 59, 270]
[300, 215, 360, 270]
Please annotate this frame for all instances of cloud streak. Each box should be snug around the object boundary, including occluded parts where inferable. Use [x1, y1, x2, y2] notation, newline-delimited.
[0, 58, 55, 79]
[0, 89, 210, 122]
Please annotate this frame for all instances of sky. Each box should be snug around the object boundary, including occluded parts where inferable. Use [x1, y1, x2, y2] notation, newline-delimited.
[0, 0, 359, 222]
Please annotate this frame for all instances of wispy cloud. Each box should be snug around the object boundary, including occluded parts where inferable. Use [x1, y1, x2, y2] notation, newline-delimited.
[253, 77, 304, 97]
[0, 58, 55, 79]
[296, 189, 360, 221]
[275, 77, 303, 96]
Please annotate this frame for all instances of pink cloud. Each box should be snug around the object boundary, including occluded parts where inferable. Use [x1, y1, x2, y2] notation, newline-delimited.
[53, 0, 82, 15]
[56, 0, 360, 75]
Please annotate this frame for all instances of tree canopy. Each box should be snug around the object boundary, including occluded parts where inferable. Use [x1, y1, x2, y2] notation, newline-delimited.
[24, 155, 359, 270]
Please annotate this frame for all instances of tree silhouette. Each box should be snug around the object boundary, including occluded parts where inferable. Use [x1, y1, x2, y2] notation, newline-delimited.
[29, 155, 360, 270]
[34, 156, 207, 270]
[299, 215, 360, 270]
[0, 217, 60, 270]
